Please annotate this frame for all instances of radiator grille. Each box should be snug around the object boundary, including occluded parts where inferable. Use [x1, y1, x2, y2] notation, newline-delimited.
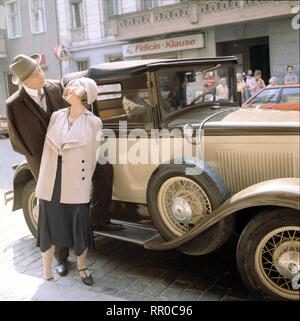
[217, 150, 295, 194]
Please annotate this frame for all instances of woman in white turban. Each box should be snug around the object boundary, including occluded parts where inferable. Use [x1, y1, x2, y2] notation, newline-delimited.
[36, 77, 101, 286]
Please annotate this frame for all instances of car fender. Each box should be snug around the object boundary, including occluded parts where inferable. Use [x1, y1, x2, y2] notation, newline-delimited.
[12, 161, 34, 211]
[144, 178, 300, 250]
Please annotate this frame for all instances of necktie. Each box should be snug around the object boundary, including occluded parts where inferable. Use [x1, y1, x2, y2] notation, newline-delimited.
[38, 89, 47, 112]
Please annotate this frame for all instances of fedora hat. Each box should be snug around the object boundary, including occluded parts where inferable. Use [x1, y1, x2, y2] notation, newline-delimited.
[10, 54, 41, 85]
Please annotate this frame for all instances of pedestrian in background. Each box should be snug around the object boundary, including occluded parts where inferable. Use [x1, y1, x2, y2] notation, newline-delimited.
[245, 69, 256, 100]
[267, 76, 278, 87]
[284, 65, 298, 85]
[36, 78, 100, 286]
[236, 73, 246, 105]
[216, 77, 229, 100]
[252, 70, 265, 95]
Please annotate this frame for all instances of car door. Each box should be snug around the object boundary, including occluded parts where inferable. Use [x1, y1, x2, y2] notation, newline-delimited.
[95, 73, 158, 204]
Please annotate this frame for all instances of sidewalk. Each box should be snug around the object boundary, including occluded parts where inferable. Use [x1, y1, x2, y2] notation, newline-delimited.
[0, 267, 125, 301]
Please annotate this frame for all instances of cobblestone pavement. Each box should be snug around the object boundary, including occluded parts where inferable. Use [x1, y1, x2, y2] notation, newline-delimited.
[0, 136, 260, 301]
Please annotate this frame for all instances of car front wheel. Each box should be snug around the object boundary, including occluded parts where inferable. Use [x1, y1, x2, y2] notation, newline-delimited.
[147, 162, 234, 255]
[236, 208, 300, 301]
[21, 180, 38, 239]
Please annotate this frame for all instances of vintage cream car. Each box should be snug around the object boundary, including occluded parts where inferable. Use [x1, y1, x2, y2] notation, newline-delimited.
[10, 57, 299, 300]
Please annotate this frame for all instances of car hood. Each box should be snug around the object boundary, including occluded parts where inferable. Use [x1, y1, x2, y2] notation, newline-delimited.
[167, 107, 300, 135]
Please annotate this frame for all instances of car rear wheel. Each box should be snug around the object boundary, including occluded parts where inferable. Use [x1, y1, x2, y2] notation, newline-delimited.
[21, 180, 38, 239]
[147, 162, 234, 255]
[236, 208, 300, 301]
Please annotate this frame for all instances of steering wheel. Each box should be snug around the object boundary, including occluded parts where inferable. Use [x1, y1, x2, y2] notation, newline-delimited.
[190, 91, 216, 105]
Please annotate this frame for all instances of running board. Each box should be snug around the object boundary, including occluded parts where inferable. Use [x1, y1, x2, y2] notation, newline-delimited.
[93, 220, 160, 246]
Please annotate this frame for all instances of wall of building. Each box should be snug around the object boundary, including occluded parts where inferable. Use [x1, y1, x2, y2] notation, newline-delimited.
[215, 17, 299, 84]
[4, 0, 61, 80]
[0, 0, 62, 114]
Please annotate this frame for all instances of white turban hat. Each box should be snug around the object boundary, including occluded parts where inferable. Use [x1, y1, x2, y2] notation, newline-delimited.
[71, 77, 98, 105]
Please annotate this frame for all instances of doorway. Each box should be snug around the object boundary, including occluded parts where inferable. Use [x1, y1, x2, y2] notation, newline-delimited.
[217, 36, 270, 84]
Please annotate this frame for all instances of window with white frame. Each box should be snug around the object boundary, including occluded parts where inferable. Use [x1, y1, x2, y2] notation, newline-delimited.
[141, 0, 159, 10]
[140, 1, 189, 11]
[76, 60, 89, 71]
[120, 0, 136, 14]
[29, 0, 46, 34]
[5, 0, 21, 38]
[105, 0, 119, 18]
[70, 0, 83, 29]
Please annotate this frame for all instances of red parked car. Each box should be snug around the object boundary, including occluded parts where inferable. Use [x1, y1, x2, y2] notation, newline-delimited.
[243, 85, 300, 110]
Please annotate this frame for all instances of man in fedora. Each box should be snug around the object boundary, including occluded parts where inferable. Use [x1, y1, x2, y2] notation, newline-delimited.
[6, 53, 123, 278]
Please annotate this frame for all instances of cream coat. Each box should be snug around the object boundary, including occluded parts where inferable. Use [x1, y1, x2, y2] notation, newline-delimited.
[36, 108, 102, 204]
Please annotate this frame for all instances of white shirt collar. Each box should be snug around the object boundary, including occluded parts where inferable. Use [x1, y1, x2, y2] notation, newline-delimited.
[23, 85, 44, 98]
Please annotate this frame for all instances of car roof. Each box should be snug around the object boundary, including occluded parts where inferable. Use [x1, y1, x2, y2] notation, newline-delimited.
[262, 85, 299, 88]
[63, 56, 237, 83]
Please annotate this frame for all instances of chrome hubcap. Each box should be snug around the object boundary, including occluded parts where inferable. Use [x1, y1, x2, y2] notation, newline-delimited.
[171, 197, 192, 223]
[273, 242, 300, 280]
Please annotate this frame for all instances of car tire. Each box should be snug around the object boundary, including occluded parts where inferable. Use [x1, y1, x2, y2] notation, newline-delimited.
[236, 208, 300, 301]
[21, 180, 38, 239]
[147, 161, 234, 255]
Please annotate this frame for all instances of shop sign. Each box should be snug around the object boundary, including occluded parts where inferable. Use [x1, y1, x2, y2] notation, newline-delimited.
[123, 34, 205, 57]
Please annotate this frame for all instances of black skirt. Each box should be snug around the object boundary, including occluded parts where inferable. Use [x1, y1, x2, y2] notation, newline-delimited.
[37, 156, 93, 256]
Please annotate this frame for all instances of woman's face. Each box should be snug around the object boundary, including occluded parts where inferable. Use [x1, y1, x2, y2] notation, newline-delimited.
[63, 81, 84, 105]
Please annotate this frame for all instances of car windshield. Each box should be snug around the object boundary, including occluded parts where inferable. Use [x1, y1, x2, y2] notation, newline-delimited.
[158, 63, 237, 115]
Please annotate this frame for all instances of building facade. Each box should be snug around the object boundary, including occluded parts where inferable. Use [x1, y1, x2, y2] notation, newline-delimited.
[109, 0, 299, 85]
[0, 0, 61, 114]
[56, 0, 299, 86]
[1, 0, 299, 115]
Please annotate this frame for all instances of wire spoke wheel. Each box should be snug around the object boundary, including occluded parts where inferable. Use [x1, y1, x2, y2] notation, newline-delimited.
[22, 180, 38, 238]
[158, 176, 212, 236]
[29, 192, 39, 230]
[255, 226, 300, 300]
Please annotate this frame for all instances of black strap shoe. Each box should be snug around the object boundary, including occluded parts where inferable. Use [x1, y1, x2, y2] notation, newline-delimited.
[93, 222, 125, 232]
[78, 268, 93, 286]
[55, 262, 68, 276]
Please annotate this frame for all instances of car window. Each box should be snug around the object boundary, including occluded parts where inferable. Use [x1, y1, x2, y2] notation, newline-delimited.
[96, 74, 153, 128]
[97, 83, 122, 100]
[158, 63, 237, 115]
[280, 87, 300, 103]
[250, 88, 280, 104]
